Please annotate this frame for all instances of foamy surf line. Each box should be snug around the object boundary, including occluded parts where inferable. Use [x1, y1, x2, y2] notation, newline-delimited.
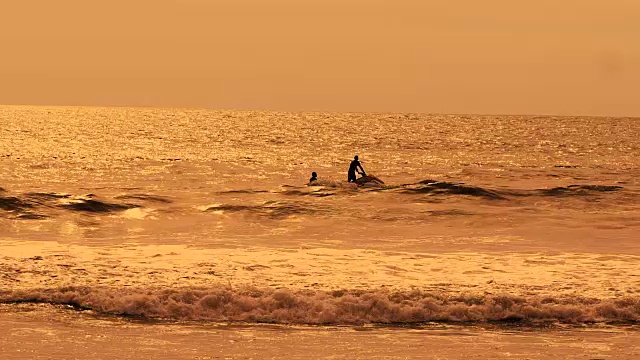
[1, 286, 639, 325]
[2, 240, 640, 325]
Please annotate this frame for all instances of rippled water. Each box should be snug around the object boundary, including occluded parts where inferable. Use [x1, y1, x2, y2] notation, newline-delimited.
[1, 106, 639, 358]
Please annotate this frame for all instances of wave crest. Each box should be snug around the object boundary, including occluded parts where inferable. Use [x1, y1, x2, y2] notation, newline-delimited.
[391, 181, 627, 200]
[0, 196, 33, 211]
[1, 191, 139, 218]
[2, 287, 638, 325]
[395, 181, 505, 200]
[538, 185, 623, 196]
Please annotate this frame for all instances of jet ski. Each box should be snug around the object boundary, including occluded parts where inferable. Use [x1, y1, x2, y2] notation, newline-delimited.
[354, 174, 385, 187]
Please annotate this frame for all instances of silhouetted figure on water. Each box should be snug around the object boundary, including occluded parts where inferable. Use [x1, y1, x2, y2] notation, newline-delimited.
[309, 171, 318, 182]
[348, 155, 366, 182]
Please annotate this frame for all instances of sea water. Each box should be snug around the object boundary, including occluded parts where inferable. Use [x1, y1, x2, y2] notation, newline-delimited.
[1, 106, 639, 359]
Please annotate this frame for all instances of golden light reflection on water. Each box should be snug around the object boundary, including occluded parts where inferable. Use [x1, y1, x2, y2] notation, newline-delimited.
[0, 107, 639, 336]
[0, 106, 638, 251]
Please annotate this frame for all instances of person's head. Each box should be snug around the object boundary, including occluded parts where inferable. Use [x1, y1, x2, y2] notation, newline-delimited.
[311, 172, 317, 177]
[354, 155, 359, 161]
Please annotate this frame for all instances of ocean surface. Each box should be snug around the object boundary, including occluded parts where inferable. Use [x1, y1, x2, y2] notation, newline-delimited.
[1, 105, 639, 359]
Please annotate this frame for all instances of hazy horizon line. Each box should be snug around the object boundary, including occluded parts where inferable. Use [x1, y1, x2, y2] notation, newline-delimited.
[2, 102, 638, 119]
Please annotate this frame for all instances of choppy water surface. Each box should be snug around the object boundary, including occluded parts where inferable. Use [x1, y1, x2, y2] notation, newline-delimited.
[1, 106, 639, 358]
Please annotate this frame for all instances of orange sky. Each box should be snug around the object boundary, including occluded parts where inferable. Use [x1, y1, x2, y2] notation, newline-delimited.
[1, 0, 638, 116]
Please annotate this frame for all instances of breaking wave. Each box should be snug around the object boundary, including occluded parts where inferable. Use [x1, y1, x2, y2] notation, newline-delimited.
[1, 286, 638, 325]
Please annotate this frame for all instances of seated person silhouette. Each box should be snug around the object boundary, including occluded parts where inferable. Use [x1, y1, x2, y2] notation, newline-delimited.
[309, 171, 318, 182]
[348, 155, 366, 182]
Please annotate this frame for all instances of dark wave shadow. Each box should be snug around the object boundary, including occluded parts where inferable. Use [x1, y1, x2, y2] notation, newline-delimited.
[424, 209, 474, 216]
[25, 192, 72, 200]
[503, 184, 624, 198]
[553, 165, 581, 169]
[538, 185, 623, 196]
[15, 213, 49, 220]
[281, 189, 335, 198]
[59, 199, 139, 213]
[23, 192, 73, 208]
[204, 201, 321, 219]
[0, 196, 33, 211]
[114, 194, 173, 203]
[1, 190, 141, 219]
[377, 180, 626, 201]
[394, 181, 505, 200]
[217, 189, 270, 195]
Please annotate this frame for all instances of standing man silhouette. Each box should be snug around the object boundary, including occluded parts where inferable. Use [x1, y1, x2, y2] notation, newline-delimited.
[348, 155, 366, 182]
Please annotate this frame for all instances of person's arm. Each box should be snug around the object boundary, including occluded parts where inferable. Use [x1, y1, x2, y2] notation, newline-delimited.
[358, 163, 366, 174]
